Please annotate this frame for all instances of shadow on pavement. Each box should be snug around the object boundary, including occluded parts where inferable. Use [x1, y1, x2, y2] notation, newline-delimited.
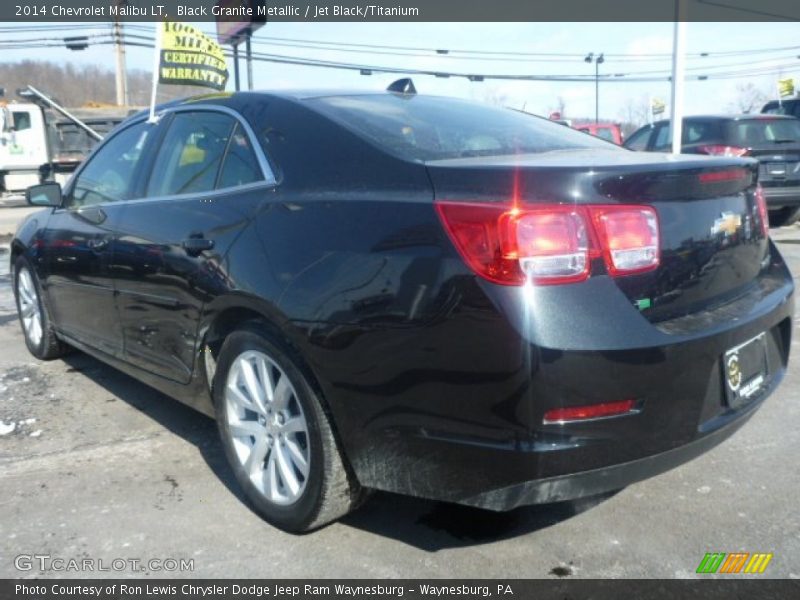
[61, 351, 616, 551]
[341, 489, 616, 552]
[60, 352, 245, 503]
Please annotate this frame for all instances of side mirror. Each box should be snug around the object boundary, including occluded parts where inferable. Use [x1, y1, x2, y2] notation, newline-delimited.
[26, 182, 62, 207]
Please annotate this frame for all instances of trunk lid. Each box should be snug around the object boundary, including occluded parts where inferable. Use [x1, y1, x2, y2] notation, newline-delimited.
[426, 149, 766, 322]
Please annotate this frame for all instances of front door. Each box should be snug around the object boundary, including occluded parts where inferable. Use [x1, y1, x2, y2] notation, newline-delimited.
[43, 120, 155, 357]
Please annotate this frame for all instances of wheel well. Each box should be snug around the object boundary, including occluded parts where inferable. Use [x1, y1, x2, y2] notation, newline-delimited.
[9, 242, 24, 275]
[202, 306, 360, 482]
[203, 307, 325, 402]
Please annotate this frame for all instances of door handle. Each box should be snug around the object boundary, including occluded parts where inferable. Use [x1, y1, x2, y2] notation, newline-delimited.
[87, 238, 109, 251]
[182, 237, 214, 256]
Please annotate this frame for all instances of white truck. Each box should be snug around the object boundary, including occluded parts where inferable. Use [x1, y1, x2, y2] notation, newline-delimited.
[1, 87, 135, 199]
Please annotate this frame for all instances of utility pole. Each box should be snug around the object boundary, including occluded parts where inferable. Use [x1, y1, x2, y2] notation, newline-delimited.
[669, 0, 688, 154]
[246, 30, 253, 90]
[585, 52, 605, 124]
[113, 5, 129, 106]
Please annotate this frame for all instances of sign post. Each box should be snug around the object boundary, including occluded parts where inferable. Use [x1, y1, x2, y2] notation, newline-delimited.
[215, 1, 267, 92]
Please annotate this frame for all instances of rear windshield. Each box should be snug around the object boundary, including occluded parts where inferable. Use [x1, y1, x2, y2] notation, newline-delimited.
[307, 94, 613, 161]
[762, 101, 798, 116]
[727, 118, 800, 146]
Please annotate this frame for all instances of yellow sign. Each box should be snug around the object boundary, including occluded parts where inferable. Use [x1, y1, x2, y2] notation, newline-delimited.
[159, 22, 229, 91]
[779, 78, 794, 98]
[651, 98, 665, 116]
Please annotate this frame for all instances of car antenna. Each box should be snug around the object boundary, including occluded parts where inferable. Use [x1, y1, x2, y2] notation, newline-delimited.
[387, 78, 417, 95]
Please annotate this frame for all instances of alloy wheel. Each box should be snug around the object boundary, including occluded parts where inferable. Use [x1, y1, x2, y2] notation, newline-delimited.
[224, 350, 310, 505]
[17, 268, 43, 348]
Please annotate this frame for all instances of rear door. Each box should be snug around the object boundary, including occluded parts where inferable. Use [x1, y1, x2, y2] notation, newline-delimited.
[43, 120, 155, 356]
[112, 107, 274, 383]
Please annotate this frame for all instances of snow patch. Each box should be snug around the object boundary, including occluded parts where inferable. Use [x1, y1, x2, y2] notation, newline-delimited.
[0, 420, 16, 435]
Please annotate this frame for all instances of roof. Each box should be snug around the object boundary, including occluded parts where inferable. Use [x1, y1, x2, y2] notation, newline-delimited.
[651, 114, 798, 125]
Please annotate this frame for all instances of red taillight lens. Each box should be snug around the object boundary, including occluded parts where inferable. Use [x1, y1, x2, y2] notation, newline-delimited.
[436, 201, 660, 285]
[697, 145, 749, 157]
[543, 399, 638, 424]
[755, 184, 769, 236]
[590, 206, 660, 276]
[435, 202, 592, 285]
[433, 202, 526, 285]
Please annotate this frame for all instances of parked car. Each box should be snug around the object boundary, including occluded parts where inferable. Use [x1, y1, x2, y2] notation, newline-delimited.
[11, 87, 793, 532]
[625, 115, 800, 226]
[573, 122, 623, 144]
[762, 98, 800, 118]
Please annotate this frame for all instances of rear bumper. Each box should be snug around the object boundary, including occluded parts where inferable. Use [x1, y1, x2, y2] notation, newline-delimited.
[462, 400, 757, 510]
[762, 184, 800, 207]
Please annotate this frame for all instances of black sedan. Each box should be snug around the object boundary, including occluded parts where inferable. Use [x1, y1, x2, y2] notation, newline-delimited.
[10, 85, 793, 532]
[625, 114, 800, 226]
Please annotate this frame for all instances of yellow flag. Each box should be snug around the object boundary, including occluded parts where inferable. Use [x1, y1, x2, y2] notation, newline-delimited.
[778, 78, 795, 98]
[651, 98, 665, 116]
[159, 22, 229, 91]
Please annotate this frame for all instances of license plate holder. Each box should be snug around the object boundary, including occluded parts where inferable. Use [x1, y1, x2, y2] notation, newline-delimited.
[723, 333, 768, 410]
[767, 162, 787, 177]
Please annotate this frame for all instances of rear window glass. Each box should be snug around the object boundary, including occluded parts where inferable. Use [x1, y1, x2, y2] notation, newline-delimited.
[594, 128, 615, 142]
[762, 101, 798, 116]
[728, 119, 800, 146]
[307, 94, 613, 161]
[684, 120, 722, 143]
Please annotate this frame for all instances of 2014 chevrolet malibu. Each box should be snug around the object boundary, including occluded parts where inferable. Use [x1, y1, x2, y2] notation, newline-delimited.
[11, 85, 793, 532]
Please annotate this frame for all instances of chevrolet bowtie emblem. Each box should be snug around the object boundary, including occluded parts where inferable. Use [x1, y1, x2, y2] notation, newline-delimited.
[711, 212, 742, 236]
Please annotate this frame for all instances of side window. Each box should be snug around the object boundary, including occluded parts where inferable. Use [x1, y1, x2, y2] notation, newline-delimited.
[217, 124, 263, 189]
[624, 126, 651, 151]
[146, 112, 234, 197]
[12, 112, 32, 131]
[69, 121, 152, 208]
[652, 123, 672, 151]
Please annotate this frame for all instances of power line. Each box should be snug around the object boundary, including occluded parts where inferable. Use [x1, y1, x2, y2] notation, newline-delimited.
[1, 33, 797, 85]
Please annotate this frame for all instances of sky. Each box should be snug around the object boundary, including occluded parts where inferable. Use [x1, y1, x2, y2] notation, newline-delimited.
[1, 21, 799, 122]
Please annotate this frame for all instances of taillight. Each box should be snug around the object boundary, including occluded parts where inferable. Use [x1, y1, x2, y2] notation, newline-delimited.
[436, 201, 660, 286]
[697, 145, 749, 157]
[589, 206, 659, 276]
[755, 185, 769, 236]
[698, 168, 749, 184]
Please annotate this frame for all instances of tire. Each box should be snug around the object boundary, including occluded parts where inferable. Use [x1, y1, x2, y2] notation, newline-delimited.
[13, 256, 66, 360]
[768, 207, 800, 228]
[212, 323, 363, 532]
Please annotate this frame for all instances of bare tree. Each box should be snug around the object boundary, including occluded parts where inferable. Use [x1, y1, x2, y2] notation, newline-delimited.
[479, 86, 511, 107]
[729, 83, 770, 114]
[548, 95, 567, 118]
[0, 60, 213, 107]
[618, 94, 653, 135]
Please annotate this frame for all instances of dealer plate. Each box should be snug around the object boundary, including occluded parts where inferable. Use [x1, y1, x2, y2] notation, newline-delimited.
[723, 332, 768, 409]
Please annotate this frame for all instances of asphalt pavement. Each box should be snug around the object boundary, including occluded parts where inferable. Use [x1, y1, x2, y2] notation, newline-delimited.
[0, 208, 798, 579]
